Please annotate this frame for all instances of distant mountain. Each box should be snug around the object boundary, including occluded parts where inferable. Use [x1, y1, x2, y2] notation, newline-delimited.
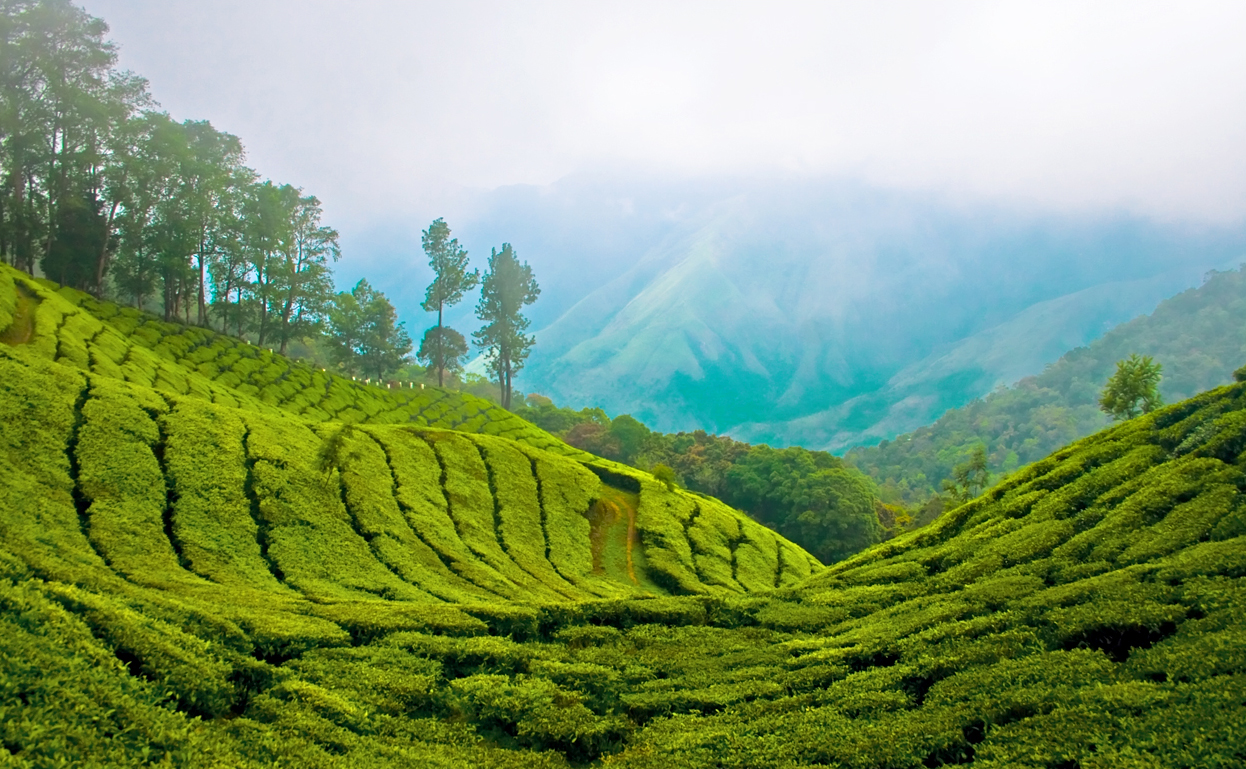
[513, 175, 1246, 445]
[740, 264, 1242, 451]
[846, 265, 1246, 505]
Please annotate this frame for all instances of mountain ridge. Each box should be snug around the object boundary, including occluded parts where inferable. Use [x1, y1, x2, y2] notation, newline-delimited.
[513, 178, 1246, 443]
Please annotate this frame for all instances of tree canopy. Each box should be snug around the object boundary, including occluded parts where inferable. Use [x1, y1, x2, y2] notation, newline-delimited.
[473, 243, 539, 410]
[1099, 353, 1163, 421]
[420, 218, 477, 386]
[326, 279, 412, 380]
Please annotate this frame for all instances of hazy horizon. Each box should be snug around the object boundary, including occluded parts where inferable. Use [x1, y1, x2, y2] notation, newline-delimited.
[80, 1, 1246, 274]
[70, 0, 1246, 439]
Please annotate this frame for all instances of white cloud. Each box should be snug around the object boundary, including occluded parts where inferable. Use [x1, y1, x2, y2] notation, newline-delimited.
[83, 0, 1246, 224]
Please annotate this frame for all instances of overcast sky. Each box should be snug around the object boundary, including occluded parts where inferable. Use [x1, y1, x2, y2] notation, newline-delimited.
[78, 0, 1246, 233]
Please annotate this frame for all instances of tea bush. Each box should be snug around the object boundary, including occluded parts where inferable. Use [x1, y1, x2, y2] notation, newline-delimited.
[3, 266, 1245, 766]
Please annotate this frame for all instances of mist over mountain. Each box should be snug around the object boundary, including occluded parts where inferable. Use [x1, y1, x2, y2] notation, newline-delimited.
[437, 175, 1246, 448]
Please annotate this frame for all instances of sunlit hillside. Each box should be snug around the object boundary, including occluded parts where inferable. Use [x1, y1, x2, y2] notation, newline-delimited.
[3, 265, 1245, 766]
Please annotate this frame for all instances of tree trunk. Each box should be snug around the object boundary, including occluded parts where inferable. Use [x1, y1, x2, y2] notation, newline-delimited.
[0, 190, 7, 265]
[196, 225, 207, 326]
[257, 269, 269, 345]
[437, 304, 444, 387]
[95, 198, 119, 297]
[278, 293, 294, 354]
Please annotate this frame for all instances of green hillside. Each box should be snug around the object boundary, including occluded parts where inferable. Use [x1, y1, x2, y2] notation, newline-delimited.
[0, 264, 816, 605]
[849, 265, 1246, 506]
[3, 264, 1246, 766]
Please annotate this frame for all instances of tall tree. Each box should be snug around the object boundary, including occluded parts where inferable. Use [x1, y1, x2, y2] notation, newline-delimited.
[327, 278, 412, 380]
[273, 192, 338, 353]
[1, 0, 148, 283]
[473, 243, 539, 410]
[420, 218, 477, 386]
[1099, 353, 1163, 421]
[110, 112, 178, 309]
[240, 180, 297, 345]
[174, 119, 247, 326]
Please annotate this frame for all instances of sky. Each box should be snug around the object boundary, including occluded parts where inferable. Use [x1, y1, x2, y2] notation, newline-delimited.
[78, 0, 1246, 317]
[80, 1, 1246, 219]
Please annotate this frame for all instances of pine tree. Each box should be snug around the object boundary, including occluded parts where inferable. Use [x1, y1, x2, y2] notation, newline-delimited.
[420, 218, 477, 386]
[473, 243, 539, 410]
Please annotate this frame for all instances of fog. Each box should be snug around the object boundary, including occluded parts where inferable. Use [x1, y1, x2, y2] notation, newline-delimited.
[81, 0, 1246, 228]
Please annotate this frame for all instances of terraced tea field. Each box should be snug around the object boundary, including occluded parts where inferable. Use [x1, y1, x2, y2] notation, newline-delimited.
[0, 265, 818, 604]
[2, 264, 1244, 767]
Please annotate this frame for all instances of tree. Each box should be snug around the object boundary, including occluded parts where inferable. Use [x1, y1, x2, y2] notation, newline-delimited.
[1099, 353, 1163, 421]
[652, 463, 679, 491]
[941, 444, 989, 504]
[473, 243, 539, 410]
[273, 192, 338, 353]
[417, 325, 468, 379]
[1, 0, 149, 282]
[609, 414, 650, 464]
[420, 218, 477, 386]
[723, 445, 881, 564]
[327, 279, 412, 380]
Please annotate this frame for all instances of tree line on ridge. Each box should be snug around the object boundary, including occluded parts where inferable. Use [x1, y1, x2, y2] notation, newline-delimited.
[0, 0, 540, 405]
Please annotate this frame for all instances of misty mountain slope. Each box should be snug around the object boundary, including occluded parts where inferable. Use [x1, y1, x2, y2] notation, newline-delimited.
[743, 263, 1244, 451]
[519, 179, 1246, 443]
[847, 265, 1246, 504]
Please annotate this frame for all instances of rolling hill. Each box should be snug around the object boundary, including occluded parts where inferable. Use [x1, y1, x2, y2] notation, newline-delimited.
[2, 262, 1245, 766]
[0, 265, 819, 605]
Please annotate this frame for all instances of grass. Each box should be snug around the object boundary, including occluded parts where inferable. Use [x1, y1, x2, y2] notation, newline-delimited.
[2, 263, 1244, 767]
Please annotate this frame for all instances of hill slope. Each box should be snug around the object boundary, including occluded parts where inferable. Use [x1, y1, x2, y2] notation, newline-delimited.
[2, 263, 1245, 765]
[848, 265, 1246, 505]
[0, 265, 820, 605]
[518, 178, 1246, 444]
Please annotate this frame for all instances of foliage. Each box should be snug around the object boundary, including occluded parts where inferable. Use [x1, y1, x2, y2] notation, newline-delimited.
[474, 243, 539, 410]
[418, 324, 469, 379]
[4, 309, 1246, 764]
[651, 464, 678, 491]
[420, 218, 478, 387]
[327, 278, 413, 380]
[941, 444, 990, 504]
[849, 266, 1246, 506]
[514, 398, 886, 564]
[1099, 352, 1164, 420]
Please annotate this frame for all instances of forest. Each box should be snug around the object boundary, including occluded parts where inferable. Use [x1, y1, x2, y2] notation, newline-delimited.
[0, 0, 539, 406]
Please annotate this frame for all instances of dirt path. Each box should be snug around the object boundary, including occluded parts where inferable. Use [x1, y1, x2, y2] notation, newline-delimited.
[587, 486, 640, 586]
[0, 284, 38, 346]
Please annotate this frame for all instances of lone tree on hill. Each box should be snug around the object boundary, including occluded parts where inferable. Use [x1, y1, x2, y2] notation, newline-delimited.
[942, 444, 990, 504]
[420, 218, 478, 386]
[474, 243, 539, 410]
[417, 325, 468, 381]
[1099, 354, 1163, 421]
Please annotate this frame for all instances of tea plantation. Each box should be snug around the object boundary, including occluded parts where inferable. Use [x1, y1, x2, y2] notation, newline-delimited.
[2, 264, 1245, 767]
